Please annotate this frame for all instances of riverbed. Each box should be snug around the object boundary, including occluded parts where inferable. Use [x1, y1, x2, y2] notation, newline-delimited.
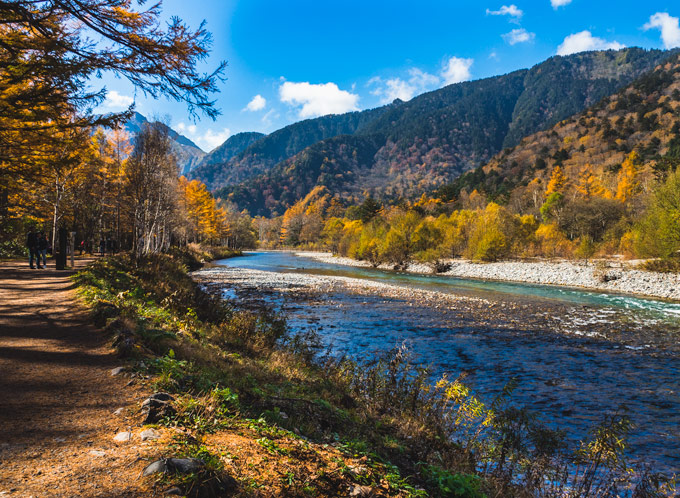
[194, 251, 680, 475]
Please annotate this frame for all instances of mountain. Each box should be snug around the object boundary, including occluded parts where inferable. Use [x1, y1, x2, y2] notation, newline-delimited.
[124, 112, 206, 175]
[189, 106, 389, 188]
[189, 132, 265, 187]
[194, 48, 673, 216]
[437, 52, 680, 209]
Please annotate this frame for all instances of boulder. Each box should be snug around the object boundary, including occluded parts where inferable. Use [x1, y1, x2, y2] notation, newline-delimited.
[142, 458, 205, 476]
[113, 431, 132, 442]
[141, 393, 175, 423]
[140, 428, 160, 441]
[350, 485, 375, 497]
[110, 367, 126, 376]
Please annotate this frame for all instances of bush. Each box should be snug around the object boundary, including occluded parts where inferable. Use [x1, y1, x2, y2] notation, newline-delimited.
[214, 310, 286, 351]
[469, 227, 508, 262]
[421, 465, 487, 498]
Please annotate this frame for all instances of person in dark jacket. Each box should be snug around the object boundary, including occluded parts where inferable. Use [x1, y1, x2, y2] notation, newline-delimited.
[37, 232, 48, 269]
[26, 230, 39, 269]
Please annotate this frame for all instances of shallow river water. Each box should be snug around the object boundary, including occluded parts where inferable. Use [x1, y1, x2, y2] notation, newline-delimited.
[205, 251, 680, 475]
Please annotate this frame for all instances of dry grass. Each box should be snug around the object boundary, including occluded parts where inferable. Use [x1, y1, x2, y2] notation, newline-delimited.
[72, 252, 677, 498]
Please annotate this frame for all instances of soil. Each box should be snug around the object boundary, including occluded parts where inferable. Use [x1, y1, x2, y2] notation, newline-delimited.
[0, 258, 152, 497]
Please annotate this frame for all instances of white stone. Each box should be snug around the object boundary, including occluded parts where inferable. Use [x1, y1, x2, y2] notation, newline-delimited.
[113, 431, 132, 442]
[140, 429, 160, 441]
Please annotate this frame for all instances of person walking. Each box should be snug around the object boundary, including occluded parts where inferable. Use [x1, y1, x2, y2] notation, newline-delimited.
[26, 230, 39, 269]
[37, 232, 48, 269]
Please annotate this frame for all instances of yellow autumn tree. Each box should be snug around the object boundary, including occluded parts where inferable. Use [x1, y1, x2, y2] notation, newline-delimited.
[179, 177, 228, 244]
[545, 165, 567, 196]
[576, 169, 611, 198]
[280, 186, 330, 246]
[615, 151, 641, 202]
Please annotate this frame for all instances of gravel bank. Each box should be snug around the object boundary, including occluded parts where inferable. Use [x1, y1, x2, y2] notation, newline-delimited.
[194, 266, 490, 308]
[295, 252, 680, 301]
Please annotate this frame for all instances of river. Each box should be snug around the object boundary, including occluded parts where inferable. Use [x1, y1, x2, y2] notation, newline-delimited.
[200, 251, 679, 475]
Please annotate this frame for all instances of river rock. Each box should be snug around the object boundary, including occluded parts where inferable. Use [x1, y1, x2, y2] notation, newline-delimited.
[350, 485, 375, 497]
[113, 431, 132, 442]
[140, 428, 160, 441]
[142, 458, 205, 476]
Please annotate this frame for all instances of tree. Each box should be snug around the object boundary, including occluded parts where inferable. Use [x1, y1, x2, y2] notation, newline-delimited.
[635, 166, 680, 257]
[465, 203, 516, 262]
[358, 196, 382, 222]
[558, 198, 624, 241]
[545, 166, 567, 196]
[125, 122, 179, 257]
[615, 151, 641, 202]
[0, 1, 226, 123]
[540, 192, 565, 224]
[576, 170, 611, 199]
[1, 1, 225, 252]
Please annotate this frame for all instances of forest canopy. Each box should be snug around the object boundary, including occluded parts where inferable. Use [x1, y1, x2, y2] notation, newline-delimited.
[0, 0, 245, 256]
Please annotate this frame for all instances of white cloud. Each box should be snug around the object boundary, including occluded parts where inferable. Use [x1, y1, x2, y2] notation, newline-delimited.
[197, 128, 232, 151]
[550, 0, 572, 8]
[502, 28, 535, 45]
[104, 90, 133, 110]
[279, 81, 359, 118]
[261, 109, 279, 127]
[245, 94, 267, 112]
[556, 30, 625, 56]
[175, 123, 231, 151]
[486, 4, 523, 22]
[643, 12, 680, 49]
[175, 122, 197, 135]
[441, 57, 474, 85]
[370, 68, 440, 104]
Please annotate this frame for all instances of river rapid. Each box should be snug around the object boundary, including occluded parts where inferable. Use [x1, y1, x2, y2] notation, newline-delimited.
[196, 251, 680, 475]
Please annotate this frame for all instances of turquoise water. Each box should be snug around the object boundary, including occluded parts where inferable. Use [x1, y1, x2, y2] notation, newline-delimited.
[224, 251, 680, 329]
[214, 251, 680, 474]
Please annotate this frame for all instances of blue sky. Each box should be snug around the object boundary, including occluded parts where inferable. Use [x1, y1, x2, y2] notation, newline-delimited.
[96, 0, 680, 151]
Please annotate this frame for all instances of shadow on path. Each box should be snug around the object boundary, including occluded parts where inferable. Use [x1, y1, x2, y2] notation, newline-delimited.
[0, 258, 149, 496]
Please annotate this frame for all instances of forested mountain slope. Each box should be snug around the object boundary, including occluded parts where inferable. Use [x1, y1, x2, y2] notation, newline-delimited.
[202, 48, 673, 216]
[439, 53, 680, 215]
[190, 131, 265, 187]
[189, 107, 390, 188]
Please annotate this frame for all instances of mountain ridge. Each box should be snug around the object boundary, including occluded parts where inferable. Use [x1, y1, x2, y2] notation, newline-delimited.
[124, 112, 206, 175]
[194, 47, 675, 216]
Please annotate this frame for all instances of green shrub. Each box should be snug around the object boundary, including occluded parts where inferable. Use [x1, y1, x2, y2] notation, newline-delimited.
[421, 465, 486, 498]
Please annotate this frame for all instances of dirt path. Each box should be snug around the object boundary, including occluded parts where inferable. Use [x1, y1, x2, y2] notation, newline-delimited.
[0, 259, 152, 497]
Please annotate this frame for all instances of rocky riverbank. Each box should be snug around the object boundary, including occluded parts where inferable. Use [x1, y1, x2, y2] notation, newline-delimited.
[295, 252, 680, 301]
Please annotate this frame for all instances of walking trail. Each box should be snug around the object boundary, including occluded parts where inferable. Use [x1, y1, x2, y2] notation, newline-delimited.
[0, 259, 152, 497]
